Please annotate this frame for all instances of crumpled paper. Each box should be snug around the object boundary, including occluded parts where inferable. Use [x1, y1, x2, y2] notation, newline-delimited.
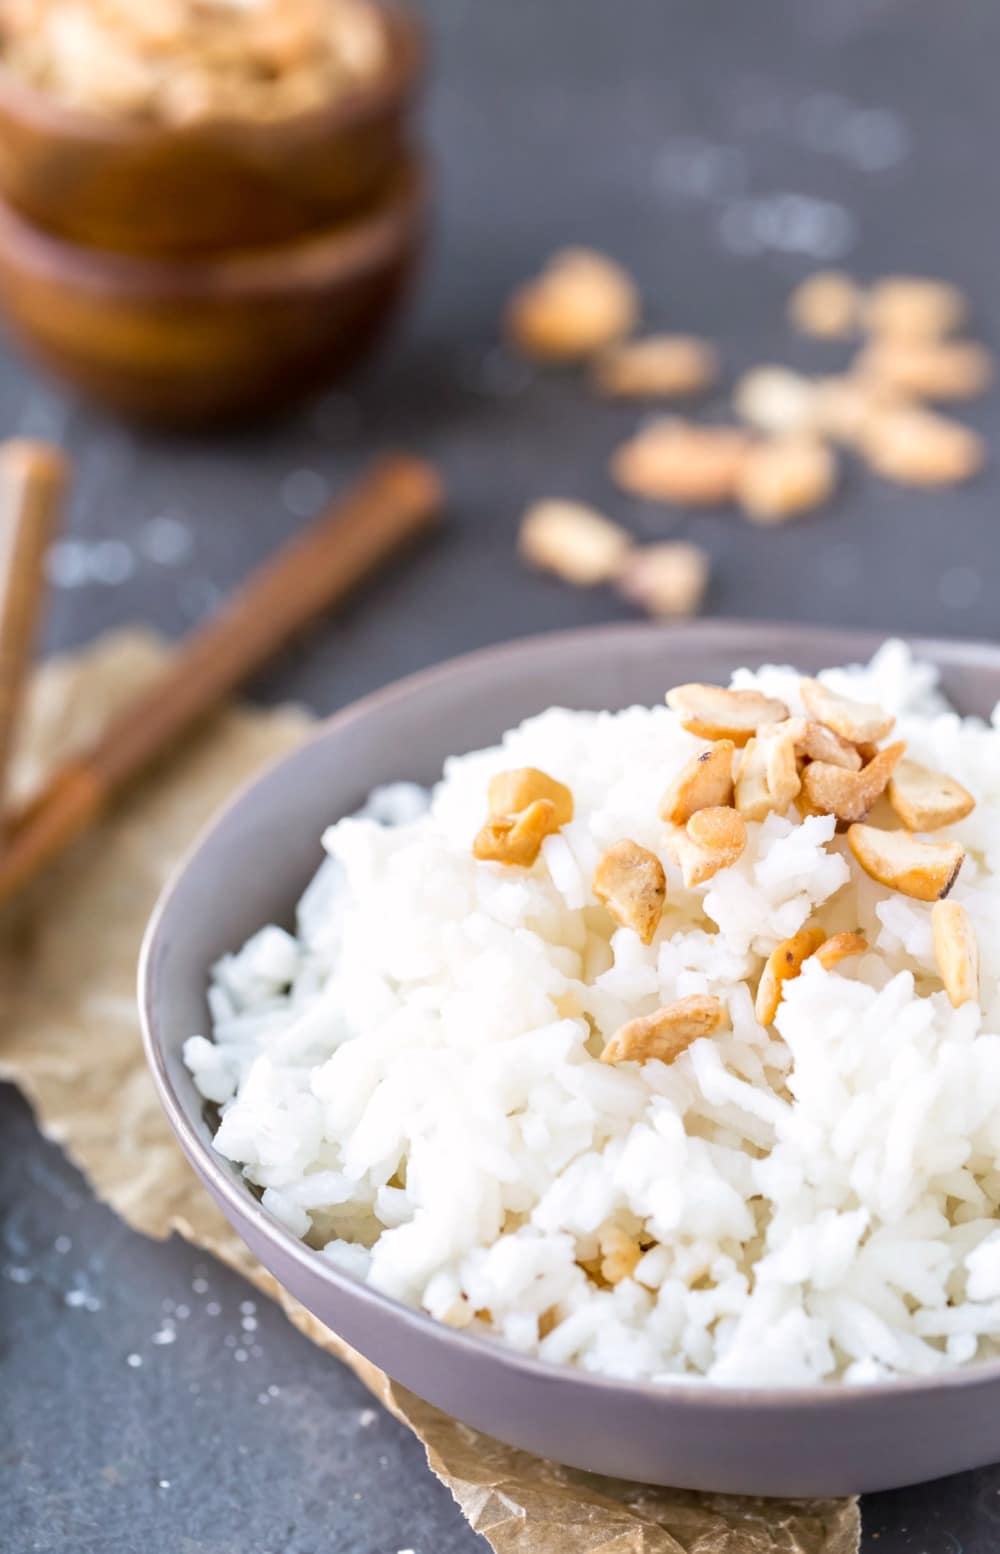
[0, 630, 860, 1554]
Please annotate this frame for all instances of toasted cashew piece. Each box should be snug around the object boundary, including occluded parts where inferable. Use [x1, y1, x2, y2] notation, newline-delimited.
[864, 275, 966, 340]
[792, 718, 863, 770]
[440, 1297, 476, 1328]
[765, 715, 862, 769]
[788, 270, 863, 338]
[687, 806, 747, 862]
[489, 767, 574, 827]
[810, 374, 901, 447]
[860, 405, 985, 487]
[593, 335, 718, 399]
[507, 249, 639, 361]
[755, 926, 827, 1025]
[855, 338, 993, 402]
[794, 788, 826, 821]
[610, 420, 751, 505]
[764, 727, 802, 812]
[473, 799, 559, 867]
[658, 739, 735, 824]
[598, 1226, 644, 1284]
[616, 541, 710, 619]
[600, 994, 726, 1066]
[799, 677, 895, 744]
[665, 684, 789, 745]
[593, 840, 667, 945]
[734, 737, 772, 821]
[518, 500, 632, 586]
[887, 757, 975, 832]
[737, 436, 837, 525]
[666, 806, 747, 887]
[813, 932, 869, 971]
[801, 741, 905, 823]
[737, 720, 858, 821]
[931, 901, 979, 1008]
[847, 823, 964, 901]
[733, 366, 818, 435]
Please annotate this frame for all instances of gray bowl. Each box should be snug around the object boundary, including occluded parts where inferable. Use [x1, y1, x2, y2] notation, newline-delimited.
[139, 620, 1000, 1497]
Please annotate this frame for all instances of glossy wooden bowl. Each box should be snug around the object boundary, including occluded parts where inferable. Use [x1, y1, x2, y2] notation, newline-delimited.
[0, 4, 422, 255]
[0, 161, 426, 426]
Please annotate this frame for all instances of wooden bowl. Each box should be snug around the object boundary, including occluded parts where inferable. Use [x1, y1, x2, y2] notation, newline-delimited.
[0, 4, 422, 256]
[0, 160, 426, 426]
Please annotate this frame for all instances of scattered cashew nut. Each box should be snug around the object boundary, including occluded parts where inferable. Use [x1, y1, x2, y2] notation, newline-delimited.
[616, 541, 710, 618]
[737, 436, 837, 525]
[863, 276, 966, 340]
[593, 335, 718, 399]
[507, 248, 639, 361]
[787, 271, 863, 338]
[518, 499, 632, 586]
[860, 406, 985, 487]
[610, 419, 751, 505]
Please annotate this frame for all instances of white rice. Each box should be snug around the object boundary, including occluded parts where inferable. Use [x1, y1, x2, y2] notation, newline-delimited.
[185, 640, 1000, 1386]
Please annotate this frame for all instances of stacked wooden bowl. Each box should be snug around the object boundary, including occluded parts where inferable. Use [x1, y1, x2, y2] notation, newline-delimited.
[0, 3, 426, 425]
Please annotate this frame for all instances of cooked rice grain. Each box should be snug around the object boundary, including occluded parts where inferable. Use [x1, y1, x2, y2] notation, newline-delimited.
[187, 643, 1000, 1386]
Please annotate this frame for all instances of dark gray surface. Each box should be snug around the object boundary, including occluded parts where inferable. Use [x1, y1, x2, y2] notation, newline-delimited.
[2, 0, 999, 1546]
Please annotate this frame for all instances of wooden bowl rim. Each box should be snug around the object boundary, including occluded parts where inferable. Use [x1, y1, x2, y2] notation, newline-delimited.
[0, 1, 422, 148]
[0, 158, 427, 300]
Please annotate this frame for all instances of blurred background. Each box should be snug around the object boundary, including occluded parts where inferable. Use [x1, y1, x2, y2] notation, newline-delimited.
[1, 0, 995, 711]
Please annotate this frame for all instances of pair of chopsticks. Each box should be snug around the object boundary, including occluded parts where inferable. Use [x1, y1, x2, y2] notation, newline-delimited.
[0, 452, 443, 912]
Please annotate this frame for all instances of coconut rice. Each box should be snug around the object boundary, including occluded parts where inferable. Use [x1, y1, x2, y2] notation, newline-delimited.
[185, 641, 1000, 1387]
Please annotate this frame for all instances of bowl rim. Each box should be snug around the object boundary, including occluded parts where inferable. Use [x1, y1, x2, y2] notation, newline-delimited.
[0, 157, 426, 298]
[0, 1, 422, 147]
[139, 617, 1000, 1413]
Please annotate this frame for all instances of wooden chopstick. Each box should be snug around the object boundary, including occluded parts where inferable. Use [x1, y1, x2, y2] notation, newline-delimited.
[0, 440, 68, 823]
[0, 452, 443, 910]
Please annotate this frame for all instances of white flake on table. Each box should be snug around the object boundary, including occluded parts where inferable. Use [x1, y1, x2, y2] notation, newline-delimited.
[718, 193, 856, 260]
[46, 538, 136, 589]
[795, 91, 910, 171]
[281, 468, 329, 518]
[141, 514, 194, 566]
[655, 137, 747, 201]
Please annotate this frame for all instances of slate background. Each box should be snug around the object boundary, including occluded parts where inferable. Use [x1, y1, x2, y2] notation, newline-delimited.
[3, 0, 1000, 1548]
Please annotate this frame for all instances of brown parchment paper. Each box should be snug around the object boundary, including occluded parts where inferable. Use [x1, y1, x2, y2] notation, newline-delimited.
[0, 630, 860, 1554]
